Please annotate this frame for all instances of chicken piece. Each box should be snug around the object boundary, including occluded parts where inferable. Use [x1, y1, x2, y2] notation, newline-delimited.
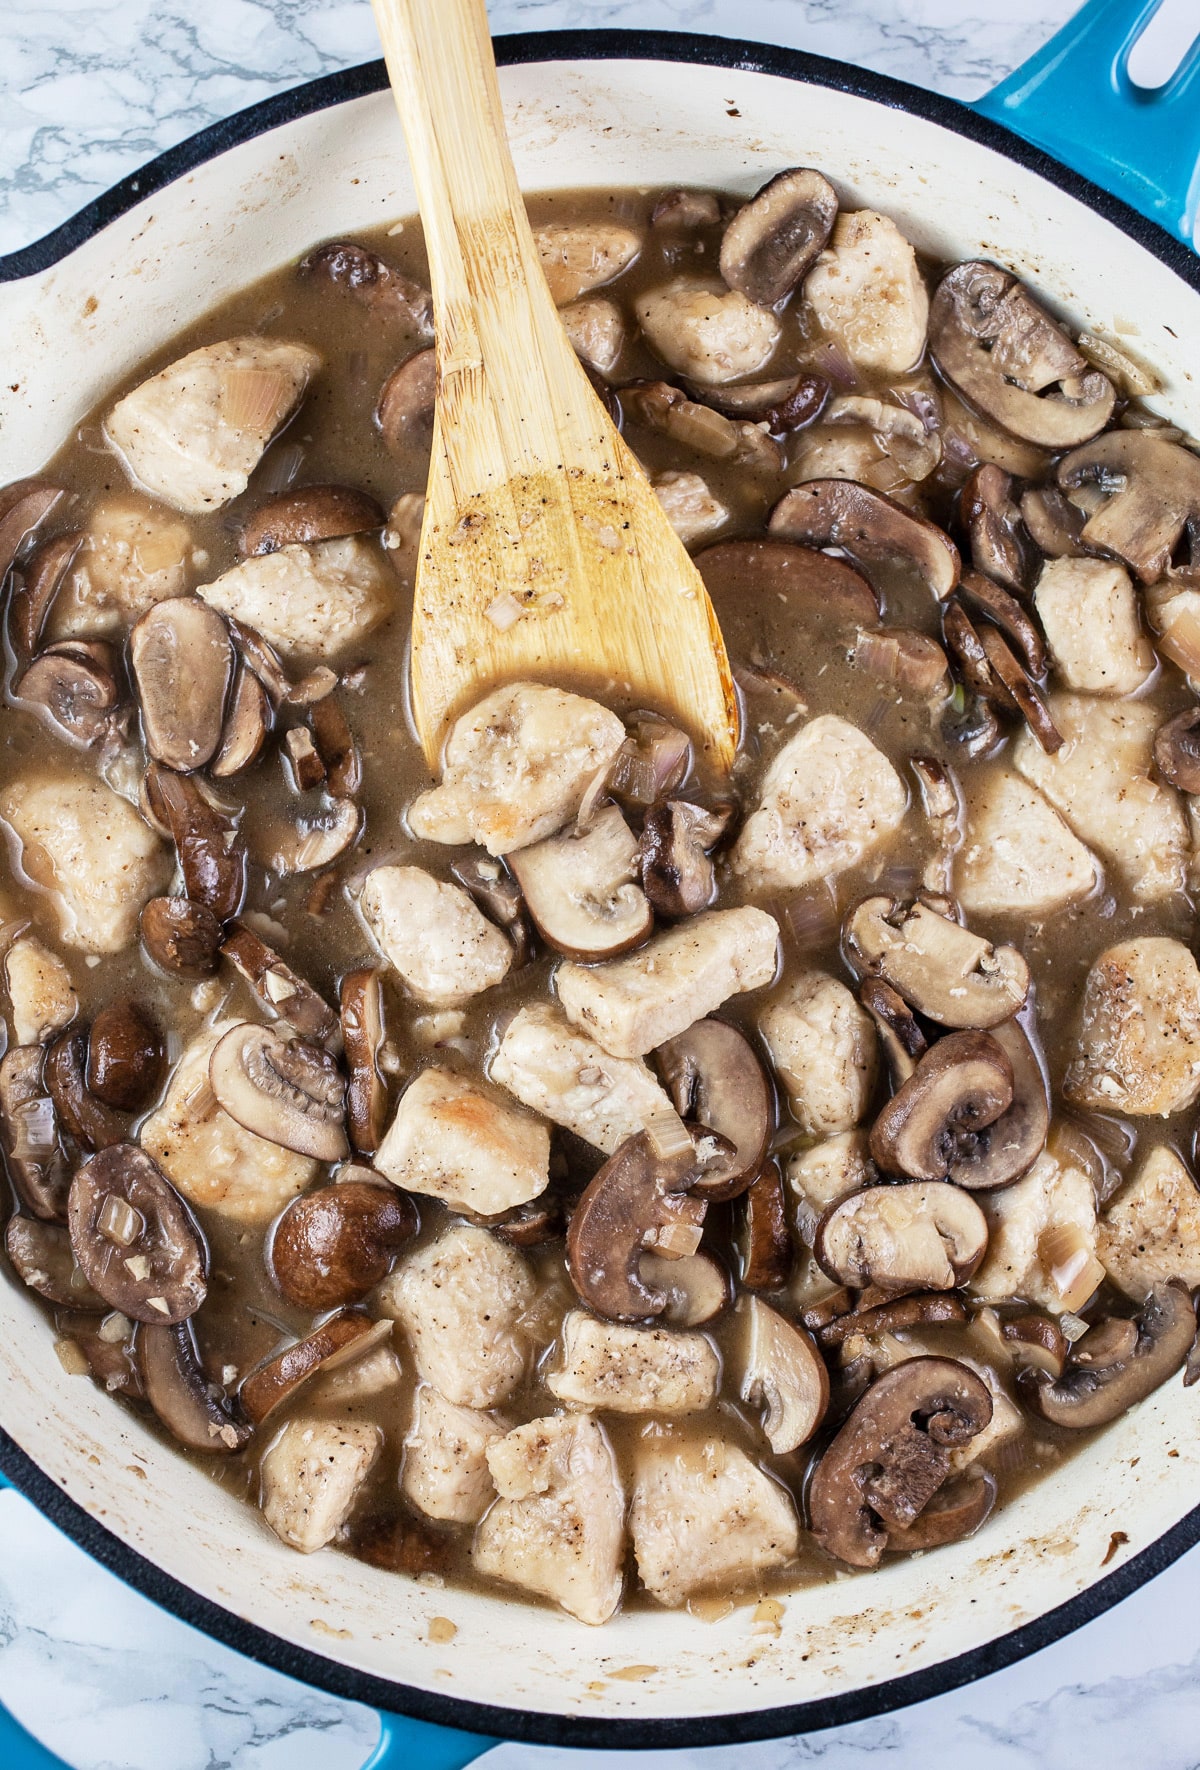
[306, 1340, 402, 1412]
[786, 1131, 872, 1221]
[948, 1361, 1024, 1474]
[375, 1224, 536, 1408]
[546, 1311, 719, 1414]
[0, 774, 170, 955]
[408, 683, 626, 856]
[490, 1002, 675, 1154]
[106, 337, 319, 514]
[141, 1019, 316, 1220]
[473, 1413, 625, 1625]
[260, 1416, 381, 1554]
[358, 865, 512, 1006]
[1099, 1145, 1200, 1300]
[198, 535, 391, 661]
[375, 1066, 549, 1215]
[803, 210, 929, 375]
[955, 769, 1098, 919]
[560, 296, 626, 376]
[759, 971, 876, 1136]
[732, 715, 908, 893]
[1014, 695, 1187, 901]
[50, 495, 193, 638]
[970, 1149, 1099, 1313]
[1064, 938, 1200, 1117]
[629, 1435, 799, 1607]
[534, 222, 641, 304]
[1033, 557, 1153, 696]
[635, 278, 781, 386]
[652, 471, 731, 548]
[402, 1385, 507, 1525]
[4, 936, 76, 1046]
[556, 907, 779, 1059]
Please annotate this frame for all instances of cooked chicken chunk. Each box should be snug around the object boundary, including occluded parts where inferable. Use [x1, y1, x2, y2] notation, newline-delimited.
[408, 683, 626, 855]
[732, 715, 908, 893]
[375, 1065, 549, 1215]
[474, 1413, 625, 1625]
[556, 906, 779, 1059]
[50, 495, 193, 638]
[0, 774, 170, 954]
[546, 1311, 719, 1413]
[786, 1131, 872, 1223]
[804, 211, 929, 375]
[490, 1002, 676, 1153]
[652, 470, 731, 547]
[635, 279, 781, 386]
[260, 1416, 381, 1554]
[970, 1149, 1099, 1313]
[140, 1019, 316, 1220]
[1014, 695, 1187, 901]
[948, 1362, 1023, 1474]
[105, 337, 319, 514]
[307, 1340, 402, 1411]
[629, 1436, 799, 1607]
[1064, 938, 1200, 1117]
[358, 865, 512, 1005]
[197, 536, 391, 661]
[4, 936, 76, 1046]
[402, 1386, 507, 1525]
[534, 222, 641, 304]
[955, 769, 1098, 918]
[560, 296, 626, 376]
[1033, 557, 1153, 696]
[1099, 1145, 1200, 1301]
[375, 1224, 536, 1408]
[759, 970, 876, 1135]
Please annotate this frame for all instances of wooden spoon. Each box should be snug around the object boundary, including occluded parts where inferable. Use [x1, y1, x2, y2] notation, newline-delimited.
[371, 0, 739, 771]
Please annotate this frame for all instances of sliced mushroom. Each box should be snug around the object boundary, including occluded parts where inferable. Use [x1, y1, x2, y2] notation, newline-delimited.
[239, 1310, 392, 1425]
[15, 644, 119, 748]
[961, 463, 1031, 594]
[449, 855, 532, 967]
[211, 667, 272, 778]
[377, 348, 436, 455]
[309, 696, 361, 798]
[844, 897, 1030, 1029]
[240, 485, 383, 556]
[137, 1320, 250, 1452]
[735, 1158, 794, 1292]
[45, 1032, 127, 1151]
[813, 1291, 968, 1347]
[300, 241, 433, 335]
[340, 967, 388, 1153]
[130, 598, 233, 772]
[930, 262, 1115, 449]
[696, 537, 879, 626]
[808, 1356, 993, 1566]
[4, 1217, 103, 1308]
[719, 168, 838, 307]
[508, 804, 651, 960]
[943, 599, 1014, 707]
[220, 920, 339, 1046]
[694, 373, 828, 432]
[208, 1022, 348, 1161]
[815, 1181, 989, 1292]
[1002, 1312, 1068, 1379]
[976, 625, 1062, 754]
[639, 800, 728, 920]
[958, 570, 1046, 678]
[0, 479, 64, 585]
[736, 1294, 829, 1453]
[86, 1000, 165, 1112]
[860, 976, 928, 1086]
[139, 896, 222, 979]
[655, 1019, 772, 1200]
[68, 1142, 207, 1324]
[620, 380, 783, 473]
[1020, 484, 1089, 559]
[941, 688, 1003, 761]
[0, 1045, 70, 1220]
[651, 189, 723, 229]
[269, 1178, 418, 1309]
[55, 1310, 143, 1399]
[887, 1470, 996, 1551]
[145, 763, 246, 919]
[1155, 708, 1200, 793]
[272, 797, 361, 874]
[768, 480, 960, 600]
[1057, 430, 1200, 583]
[9, 531, 79, 662]
[486, 1195, 564, 1248]
[1024, 1282, 1195, 1428]
[639, 1250, 732, 1326]
[853, 627, 949, 697]
[284, 725, 326, 791]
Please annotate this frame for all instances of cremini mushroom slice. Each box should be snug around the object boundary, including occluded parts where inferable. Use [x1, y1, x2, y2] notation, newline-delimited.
[4, 1216, 104, 1308]
[1024, 1282, 1195, 1429]
[815, 1181, 989, 1291]
[9, 531, 79, 664]
[240, 1310, 392, 1426]
[655, 1019, 772, 1201]
[137, 1320, 250, 1453]
[86, 1000, 164, 1113]
[0, 479, 65, 587]
[736, 1294, 829, 1453]
[887, 1470, 996, 1552]
[639, 800, 729, 921]
[961, 463, 1031, 594]
[0, 1046, 70, 1221]
[769, 480, 960, 600]
[67, 1142, 207, 1325]
[620, 380, 782, 474]
[208, 1022, 348, 1161]
[211, 667, 272, 778]
[284, 724, 326, 792]
[145, 763, 246, 919]
[508, 804, 652, 960]
[139, 896, 222, 979]
[129, 598, 233, 772]
[450, 855, 532, 968]
[639, 1250, 732, 1327]
[958, 571, 1045, 679]
[301, 240, 433, 332]
[377, 348, 436, 455]
[694, 373, 827, 432]
[15, 643, 119, 749]
[340, 968, 388, 1152]
[45, 1031, 127, 1152]
[735, 1158, 794, 1292]
[1154, 707, 1200, 793]
[808, 1356, 993, 1565]
[929, 262, 1115, 449]
[696, 538, 879, 628]
[1020, 484, 1089, 559]
[811, 1290, 968, 1347]
[269, 1178, 417, 1310]
[719, 168, 838, 307]
[844, 896, 1030, 1029]
[272, 797, 361, 875]
[220, 920, 338, 1046]
[975, 623, 1063, 754]
[1002, 1312, 1068, 1379]
[1057, 430, 1200, 583]
[240, 484, 383, 556]
[309, 696, 361, 798]
[860, 976, 927, 1087]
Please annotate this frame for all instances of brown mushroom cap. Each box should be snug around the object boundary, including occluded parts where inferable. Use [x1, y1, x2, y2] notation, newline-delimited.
[208, 1022, 349, 1162]
[1002, 1311, 1068, 1379]
[812, 1290, 968, 1348]
[211, 667, 272, 778]
[808, 1356, 993, 1566]
[768, 479, 960, 601]
[655, 1018, 772, 1201]
[718, 167, 838, 307]
[639, 800, 725, 921]
[887, 1469, 996, 1552]
[565, 1130, 716, 1320]
[976, 623, 1063, 754]
[0, 479, 64, 586]
[1020, 484, 1089, 559]
[735, 1158, 794, 1292]
[853, 627, 950, 698]
[639, 1249, 732, 1325]
[377, 349, 436, 455]
[4, 1216, 104, 1308]
[961, 463, 1031, 594]
[309, 695, 362, 798]
[450, 855, 532, 967]
[815, 1181, 990, 1292]
[930, 262, 1115, 449]
[15, 644, 119, 748]
[68, 1142, 207, 1325]
[130, 598, 233, 772]
[9, 532, 79, 663]
[860, 976, 928, 1086]
[145, 763, 247, 920]
[958, 570, 1046, 678]
[0, 1045, 70, 1221]
[271, 797, 361, 874]
[340, 968, 389, 1154]
[300, 241, 433, 335]
[845, 896, 1030, 1030]
[137, 1320, 250, 1453]
[737, 1293, 829, 1453]
[139, 896, 222, 980]
[86, 1000, 165, 1113]
[45, 1032, 127, 1152]
[1058, 430, 1200, 583]
[220, 920, 339, 1047]
[240, 485, 383, 557]
[1024, 1281, 1195, 1429]
[269, 1178, 417, 1310]
[508, 804, 652, 960]
[693, 372, 828, 432]
[1154, 707, 1200, 794]
[620, 380, 783, 473]
[239, 1310, 392, 1425]
[696, 537, 879, 627]
[55, 1311, 143, 1399]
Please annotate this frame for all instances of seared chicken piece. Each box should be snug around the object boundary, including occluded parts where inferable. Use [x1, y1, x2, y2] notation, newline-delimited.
[635, 278, 781, 385]
[759, 970, 877, 1135]
[804, 211, 929, 375]
[4, 936, 76, 1046]
[559, 296, 626, 375]
[535, 222, 641, 304]
[786, 1131, 873, 1225]
[652, 470, 731, 547]
[198, 536, 392, 660]
[970, 1149, 1099, 1314]
[402, 1385, 507, 1525]
[50, 495, 193, 637]
[374, 1066, 549, 1215]
[358, 865, 512, 1005]
[1033, 557, 1153, 696]
[948, 1361, 1024, 1474]
[260, 1416, 381, 1554]
[1099, 1145, 1200, 1299]
[490, 1002, 676, 1153]
[1064, 938, 1200, 1117]
[546, 1310, 719, 1413]
[956, 769, 1098, 918]
[307, 1341, 402, 1411]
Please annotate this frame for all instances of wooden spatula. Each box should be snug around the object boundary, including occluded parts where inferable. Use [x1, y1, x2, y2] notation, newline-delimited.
[371, 0, 740, 771]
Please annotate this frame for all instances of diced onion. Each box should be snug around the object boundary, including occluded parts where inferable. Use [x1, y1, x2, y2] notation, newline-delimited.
[643, 1105, 693, 1161]
[54, 1338, 90, 1377]
[484, 592, 525, 631]
[1059, 1311, 1090, 1344]
[218, 368, 291, 434]
[1077, 331, 1162, 398]
[98, 1195, 143, 1248]
[1157, 608, 1200, 677]
[1038, 1224, 1105, 1313]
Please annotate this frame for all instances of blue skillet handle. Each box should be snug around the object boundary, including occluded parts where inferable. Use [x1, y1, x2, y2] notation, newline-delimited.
[972, 0, 1200, 247]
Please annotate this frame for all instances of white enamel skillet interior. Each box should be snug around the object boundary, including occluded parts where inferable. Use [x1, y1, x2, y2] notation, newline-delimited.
[1, 29, 1200, 1754]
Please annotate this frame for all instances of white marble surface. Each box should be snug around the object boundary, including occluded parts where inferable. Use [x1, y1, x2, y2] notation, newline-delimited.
[2, 1, 1200, 1767]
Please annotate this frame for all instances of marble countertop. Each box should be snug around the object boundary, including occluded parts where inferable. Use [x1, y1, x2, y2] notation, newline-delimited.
[2, 1, 1199, 1767]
